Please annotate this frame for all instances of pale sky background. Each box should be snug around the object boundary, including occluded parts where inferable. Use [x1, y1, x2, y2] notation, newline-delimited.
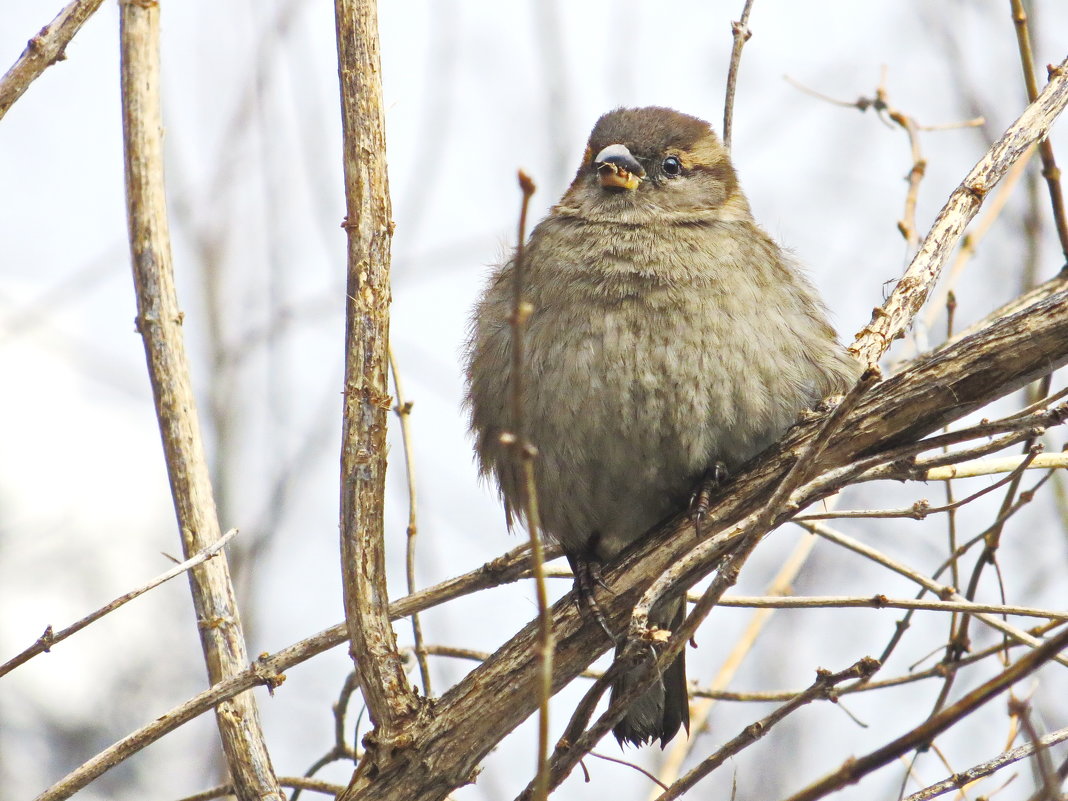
[1, 1, 1067, 800]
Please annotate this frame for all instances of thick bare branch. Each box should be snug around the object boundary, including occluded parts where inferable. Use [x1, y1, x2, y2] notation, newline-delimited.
[33, 271, 1068, 799]
[343, 279, 1068, 801]
[118, 4, 280, 800]
[334, 0, 419, 752]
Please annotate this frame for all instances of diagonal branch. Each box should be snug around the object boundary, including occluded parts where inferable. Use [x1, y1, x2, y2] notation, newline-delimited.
[347, 280, 1068, 801]
[903, 725, 1068, 801]
[31, 542, 554, 801]
[118, 3, 280, 800]
[1, 528, 239, 678]
[777, 625, 1068, 801]
[850, 55, 1068, 366]
[32, 274, 1068, 800]
[0, 0, 105, 121]
[656, 659, 880, 801]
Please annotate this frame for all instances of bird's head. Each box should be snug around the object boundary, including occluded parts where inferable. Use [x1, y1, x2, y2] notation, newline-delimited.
[556, 106, 752, 224]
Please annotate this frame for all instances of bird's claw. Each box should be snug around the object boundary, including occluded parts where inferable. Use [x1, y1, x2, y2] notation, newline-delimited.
[568, 554, 618, 645]
[689, 462, 729, 524]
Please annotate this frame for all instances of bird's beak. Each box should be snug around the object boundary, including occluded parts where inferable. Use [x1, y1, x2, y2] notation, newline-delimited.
[594, 144, 645, 191]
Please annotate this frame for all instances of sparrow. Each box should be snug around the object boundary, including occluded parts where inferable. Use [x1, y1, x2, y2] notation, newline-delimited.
[465, 106, 860, 747]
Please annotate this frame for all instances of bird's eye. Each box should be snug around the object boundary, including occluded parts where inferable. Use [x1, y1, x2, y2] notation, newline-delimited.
[662, 156, 682, 177]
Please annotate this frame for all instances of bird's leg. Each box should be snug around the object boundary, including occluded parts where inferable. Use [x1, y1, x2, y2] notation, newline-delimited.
[689, 461, 729, 525]
[566, 550, 617, 644]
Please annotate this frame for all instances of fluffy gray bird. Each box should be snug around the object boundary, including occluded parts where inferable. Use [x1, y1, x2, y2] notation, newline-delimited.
[465, 106, 860, 747]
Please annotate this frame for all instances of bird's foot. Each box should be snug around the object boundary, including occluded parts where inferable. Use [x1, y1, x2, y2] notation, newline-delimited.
[689, 462, 729, 526]
[567, 553, 618, 645]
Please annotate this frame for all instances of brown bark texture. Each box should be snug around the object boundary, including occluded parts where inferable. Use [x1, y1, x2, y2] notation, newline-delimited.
[118, 3, 282, 800]
[334, 3, 421, 791]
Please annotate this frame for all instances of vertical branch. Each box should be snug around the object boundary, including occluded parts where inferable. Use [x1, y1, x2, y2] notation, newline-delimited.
[118, 3, 281, 800]
[887, 107, 926, 256]
[1009, 0, 1068, 260]
[508, 170, 553, 801]
[388, 345, 433, 697]
[334, 0, 418, 742]
[0, 0, 106, 121]
[721, 0, 756, 150]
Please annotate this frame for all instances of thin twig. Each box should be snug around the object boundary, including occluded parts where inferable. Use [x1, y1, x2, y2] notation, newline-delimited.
[871, 81, 982, 273]
[796, 446, 1042, 520]
[1009, 696, 1059, 800]
[711, 594, 1067, 621]
[506, 169, 553, 801]
[0, 0, 106, 121]
[945, 265, 1068, 350]
[1023, 751, 1068, 801]
[706, 631, 1049, 704]
[31, 542, 563, 801]
[820, 406, 1063, 497]
[119, 3, 280, 798]
[655, 659, 879, 801]
[800, 520, 1068, 667]
[903, 726, 1068, 801]
[930, 396, 1054, 719]
[654, 531, 821, 794]
[777, 626, 1068, 801]
[1006, 385, 1068, 420]
[923, 451, 1068, 480]
[857, 410, 1064, 482]
[0, 528, 238, 678]
[173, 776, 346, 801]
[923, 465, 1058, 601]
[850, 56, 1068, 367]
[869, 71, 930, 257]
[388, 345, 432, 697]
[722, 0, 756, 150]
[942, 290, 961, 630]
[291, 672, 361, 801]
[587, 751, 668, 790]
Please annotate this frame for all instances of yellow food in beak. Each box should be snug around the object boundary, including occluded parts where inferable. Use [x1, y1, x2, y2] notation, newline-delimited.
[597, 162, 642, 190]
[593, 143, 645, 192]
